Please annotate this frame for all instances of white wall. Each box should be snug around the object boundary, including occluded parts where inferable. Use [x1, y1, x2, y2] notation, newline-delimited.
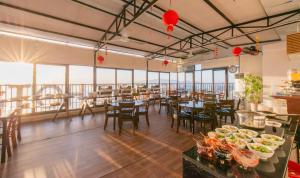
[0, 35, 177, 72]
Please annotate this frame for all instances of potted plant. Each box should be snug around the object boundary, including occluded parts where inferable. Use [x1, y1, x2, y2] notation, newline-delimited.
[243, 74, 263, 111]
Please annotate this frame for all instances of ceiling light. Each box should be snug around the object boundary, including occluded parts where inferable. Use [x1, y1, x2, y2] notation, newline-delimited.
[0, 30, 145, 58]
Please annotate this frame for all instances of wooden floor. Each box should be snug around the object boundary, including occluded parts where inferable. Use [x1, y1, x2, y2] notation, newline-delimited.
[0, 105, 195, 178]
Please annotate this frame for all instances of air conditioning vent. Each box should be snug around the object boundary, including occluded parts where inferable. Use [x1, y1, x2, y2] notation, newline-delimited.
[287, 32, 300, 54]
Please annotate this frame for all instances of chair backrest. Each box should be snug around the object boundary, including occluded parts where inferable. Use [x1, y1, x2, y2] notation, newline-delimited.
[119, 102, 135, 114]
[121, 94, 133, 101]
[203, 102, 217, 116]
[219, 99, 234, 110]
[203, 94, 216, 102]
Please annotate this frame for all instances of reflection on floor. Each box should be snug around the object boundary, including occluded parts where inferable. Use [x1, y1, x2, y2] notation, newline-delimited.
[1, 105, 195, 178]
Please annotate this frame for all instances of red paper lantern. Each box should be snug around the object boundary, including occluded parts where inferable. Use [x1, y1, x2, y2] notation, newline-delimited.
[162, 59, 169, 66]
[232, 47, 242, 56]
[97, 55, 104, 64]
[163, 10, 179, 32]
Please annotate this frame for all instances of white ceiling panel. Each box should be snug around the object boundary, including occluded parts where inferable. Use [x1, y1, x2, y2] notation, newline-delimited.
[210, 0, 267, 24]
[156, 0, 230, 31]
[259, 0, 300, 16]
[0, 0, 115, 30]
[83, 0, 126, 14]
[0, 6, 104, 40]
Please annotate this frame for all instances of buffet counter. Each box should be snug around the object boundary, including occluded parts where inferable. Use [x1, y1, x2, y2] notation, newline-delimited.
[272, 95, 300, 115]
[182, 118, 298, 178]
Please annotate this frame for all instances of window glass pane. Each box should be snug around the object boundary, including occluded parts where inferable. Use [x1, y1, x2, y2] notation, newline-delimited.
[69, 65, 93, 84]
[69, 65, 93, 109]
[195, 71, 201, 92]
[0, 61, 33, 84]
[214, 70, 226, 95]
[185, 72, 193, 92]
[0, 61, 33, 114]
[195, 64, 202, 71]
[36, 64, 65, 84]
[117, 69, 132, 88]
[170, 72, 177, 90]
[202, 70, 213, 92]
[36, 64, 66, 112]
[228, 71, 235, 99]
[178, 72, 185, 90]
[97, 68, 115, 88]
[160, 72, 169, 94]
[148, 72, 159, 87]
[134, 70, 146, 87]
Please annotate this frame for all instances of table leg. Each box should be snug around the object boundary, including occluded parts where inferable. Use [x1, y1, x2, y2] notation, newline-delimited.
[1, 119, 7, 163]
[53, 103, 64, 121]
[17, 116, 21, 141]
[81, 102, 87, 120]
[136, 106, 139, 129]
[86, 103, 94, 116]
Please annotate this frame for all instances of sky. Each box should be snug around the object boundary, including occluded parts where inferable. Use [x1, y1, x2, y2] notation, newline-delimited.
[0, 61, 232, 85]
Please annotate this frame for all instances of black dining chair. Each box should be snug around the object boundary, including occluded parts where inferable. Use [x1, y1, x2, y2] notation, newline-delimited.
[103, 100, 118, 131]
[137, 100, 150, 127]
[193, 102, 217, 134]
[159, 95, 169, 114]
[170, 102, 192, 133]
[217, 99, 235, 125]
[118, 102, 137, 135]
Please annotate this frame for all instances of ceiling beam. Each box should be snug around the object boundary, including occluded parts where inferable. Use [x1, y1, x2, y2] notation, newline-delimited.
[147, 9, 300, 58]
[163, 19, 300, 57]
[203, 0, 256, 43]
[97, 0, 159, 48]
[0, 21, 180, 58]
[71, 0, 203, 50]
[120, 0, 228, 50]
[152, 4, 232, 47]
[0, 1, 186, 55]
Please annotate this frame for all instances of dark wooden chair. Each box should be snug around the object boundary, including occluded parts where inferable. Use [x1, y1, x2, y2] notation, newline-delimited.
[203, 93, 216, 102]
[1, 109, 22, 163]
[217, 99, 235, 125]
[137, 100, 150, 127]
[103, 100, 118, 130]
[121, 94, 133, 101]
[170, 102, 192, 133]
[193, 102, 217, 134]
[159, 95, 169, 114]
[118, 102, 137, 135]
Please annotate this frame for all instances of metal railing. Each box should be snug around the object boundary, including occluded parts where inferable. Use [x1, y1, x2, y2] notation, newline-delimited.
[0, 82, 235, 114]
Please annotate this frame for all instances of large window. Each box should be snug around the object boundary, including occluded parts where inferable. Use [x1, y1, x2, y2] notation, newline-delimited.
[36, 64, 66, 112]
[148, 72, 159, 87]
[97, 68, 116, 89]
[160, 72, 169, 94]
[185, 72, 193, 93]
[214, 69, 226, 94]
[178, 72, 185, 90]
[202, 70, 213, 92]
[134, 70, 146, 87]
[228, 70, 236, 99]
[195, 71, 202, 91]
[170, 72, 177, 90]
[69, 65, 93, 109]
[0, 61, 33, 113]
[117, 69, 132, 88]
